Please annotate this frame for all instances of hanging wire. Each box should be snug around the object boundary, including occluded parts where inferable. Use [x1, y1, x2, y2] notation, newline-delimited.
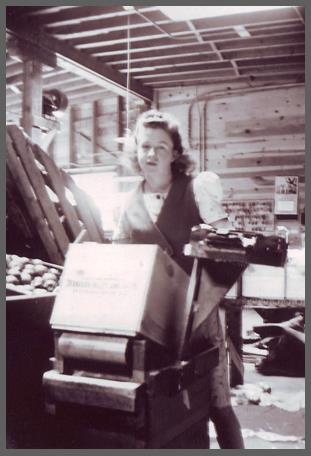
[115, 11, 131, 144]
[125, 13, 131, 136]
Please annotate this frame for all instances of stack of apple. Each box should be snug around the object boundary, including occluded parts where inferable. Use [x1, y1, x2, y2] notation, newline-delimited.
[6, 254, 62, 295]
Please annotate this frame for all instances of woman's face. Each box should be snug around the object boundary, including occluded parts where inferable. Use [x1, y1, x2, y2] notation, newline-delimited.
[136, 126, 176, 178]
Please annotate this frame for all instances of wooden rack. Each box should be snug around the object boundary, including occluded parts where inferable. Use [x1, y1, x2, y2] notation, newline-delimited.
[6, 124, 107, 265]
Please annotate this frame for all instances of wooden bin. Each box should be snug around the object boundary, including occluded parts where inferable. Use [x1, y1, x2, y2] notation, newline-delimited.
[6, 124, 107, 265]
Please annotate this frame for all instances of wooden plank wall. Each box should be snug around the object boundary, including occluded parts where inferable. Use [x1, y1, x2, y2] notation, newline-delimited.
[28, 80, 304, 221]
[60, 93, 144, 168]
[156, 82, 305, 212]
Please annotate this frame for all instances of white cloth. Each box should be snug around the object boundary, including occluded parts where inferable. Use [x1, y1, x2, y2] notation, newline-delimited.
[192, 171, 227, 224]
[142, 191, 168, 223]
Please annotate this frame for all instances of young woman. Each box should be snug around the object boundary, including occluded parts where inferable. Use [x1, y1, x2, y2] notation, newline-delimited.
[113, 109, 244, 449]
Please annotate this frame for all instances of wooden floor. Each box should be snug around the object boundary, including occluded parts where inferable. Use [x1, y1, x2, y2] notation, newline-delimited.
[7, 308, 305, 449]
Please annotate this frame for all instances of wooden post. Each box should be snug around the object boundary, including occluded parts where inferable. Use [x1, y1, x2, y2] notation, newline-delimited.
[226, 276, 244, 386]
[69, 106, 76, 167]
[21, 58, 43, 142]
[91, 100, 97, 164]
[116, 95, 125, 176]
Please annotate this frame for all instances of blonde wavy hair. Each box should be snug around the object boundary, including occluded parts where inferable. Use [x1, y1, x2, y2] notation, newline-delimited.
[120, 110, 196, 176]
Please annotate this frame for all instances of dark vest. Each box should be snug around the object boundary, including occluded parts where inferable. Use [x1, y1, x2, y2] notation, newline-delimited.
[119, 174, 203, 275]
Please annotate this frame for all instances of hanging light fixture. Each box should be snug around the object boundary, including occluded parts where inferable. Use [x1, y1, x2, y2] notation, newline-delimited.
[42, 89, 68, 118]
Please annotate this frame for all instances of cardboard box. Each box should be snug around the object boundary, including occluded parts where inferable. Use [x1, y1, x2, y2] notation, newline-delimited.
[50, 243, 191, 357]
[242, 264, 285, 299]
[285, 249, 305, 300]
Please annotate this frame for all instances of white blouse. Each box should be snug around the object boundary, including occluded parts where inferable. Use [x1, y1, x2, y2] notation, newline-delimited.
[144, 171, 227, 224]
[113, 171, 227, 240]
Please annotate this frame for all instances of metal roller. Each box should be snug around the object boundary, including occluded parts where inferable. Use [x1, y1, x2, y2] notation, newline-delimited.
[58, 333, 129, 366]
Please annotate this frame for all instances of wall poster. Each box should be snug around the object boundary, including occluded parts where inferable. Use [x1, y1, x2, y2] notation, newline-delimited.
[274, 176, 299, 215]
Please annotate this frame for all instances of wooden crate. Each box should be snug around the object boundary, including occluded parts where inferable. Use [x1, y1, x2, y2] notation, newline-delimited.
[6, 124, 107, 265]
[42, 346, 218, 448]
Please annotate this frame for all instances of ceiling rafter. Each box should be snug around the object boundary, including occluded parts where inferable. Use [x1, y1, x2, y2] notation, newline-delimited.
[6, 15, 153, 102]
[43, 11, 167, 36]
[6, 5, 305, 108]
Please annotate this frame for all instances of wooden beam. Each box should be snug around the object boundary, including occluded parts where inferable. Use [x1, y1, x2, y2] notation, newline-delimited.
[227, 152, 305, 168]
[92, 100, 97, 164]
[215, 164, 305, 179]
[7, 67, 69, 86]
[69, 21, 193, 47]
[147, 72, 305, 88]
[112, 52, 220, 71]
[215, 32, 305, 50]
[238, 65, 305, 75]
[92, 36, 229, 58]
[68, 92, 109, 106]
[123, 59, 233, 76]
[66, 86, 108, 100]
[6, 61, 23, 78]
[45, 78, 97, 93]
[249, 22, 304, 36]
[117, 96, 124, 151]
[7, 6, 126, 26]
[294, 6, 305, 24]
[21, 59, 43, 139]
[192, 7, 299, 29]
[69, 106, 76, 166]
[6, 22, 153, 102]
[107, 48, 219, 66]
[43, 10, 165, 36]
[87, 28, 303, 57]
[221, 43, 305, 60]
[137, 67, 236, 81]
[78, 34, 197, 52]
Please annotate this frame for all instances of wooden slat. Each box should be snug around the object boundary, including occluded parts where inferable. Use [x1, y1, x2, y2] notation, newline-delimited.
[7, 125, 70, 257]
[94, 39, 220, 58]
[227, 152, 305, 168]
[72, 21, 193, 47]
[137, 68, 236, 82]
[147, 369, 212, 448]
[6, 165, 34, 240]
[84, 35, 197, 54]
[148, 72, 304, 88]
[60, 170, 103, 242]
[221, 43, 305, 60]
[122, 59, 233, 75]
[216, 33, 305, 51]
[45, 10, 164, 36]
[236, 53, 304, 66]
[32, 144, 82, 240]
[113, 51, 220, 72]
[225, 115, 305, 137]
[239, 64, 305, 75]
[43, 369, 142, 412]
[21, 6, 125, 25]
[6, 17, 153, 102]
[6, 132, 63, 264]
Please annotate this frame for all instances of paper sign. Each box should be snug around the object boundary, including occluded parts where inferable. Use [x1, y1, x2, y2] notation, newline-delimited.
[274, 176, 298, 215]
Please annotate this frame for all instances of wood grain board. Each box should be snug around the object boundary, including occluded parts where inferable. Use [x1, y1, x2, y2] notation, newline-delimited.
[6, 124, 107, 264]
[6, 130, 63, 264]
